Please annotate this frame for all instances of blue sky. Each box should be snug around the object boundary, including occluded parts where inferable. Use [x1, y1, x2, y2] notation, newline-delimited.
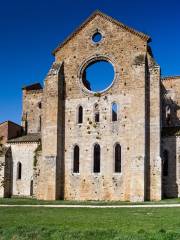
[0, 0, 180, 124]
[85, 61, 115, 92]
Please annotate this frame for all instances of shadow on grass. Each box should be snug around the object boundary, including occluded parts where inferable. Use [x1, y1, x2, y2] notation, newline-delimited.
[0, 226, 179, 240]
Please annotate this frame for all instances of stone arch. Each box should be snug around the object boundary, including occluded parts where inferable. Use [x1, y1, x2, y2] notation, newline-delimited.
[114, 143, 121, 172]
[73, 145, 80, 173]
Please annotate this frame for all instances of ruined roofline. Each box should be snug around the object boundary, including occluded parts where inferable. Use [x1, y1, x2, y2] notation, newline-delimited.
[7, 133, 41, 144]
[52, 10, 151, 55]
[22, 83, 43, 91]
[161, 76, 180, 81]
[24, 89, 43, 95]
[0, 120, 21, 128]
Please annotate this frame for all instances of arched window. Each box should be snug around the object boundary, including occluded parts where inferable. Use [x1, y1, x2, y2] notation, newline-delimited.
[115, 144, 121, 172]
[94, 104, 100, 123]
[73, 145, 79, 173]
[17, 162, 22, 180]
[94, 144, 100, 173]
[112, 103, 118, 121]
[162, 150, 168, 176]
[78, 106, 83, 124]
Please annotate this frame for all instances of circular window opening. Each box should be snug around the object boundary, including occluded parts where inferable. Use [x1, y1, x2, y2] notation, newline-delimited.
[82, 60, 115, 92]
[92, 32, 102, 43]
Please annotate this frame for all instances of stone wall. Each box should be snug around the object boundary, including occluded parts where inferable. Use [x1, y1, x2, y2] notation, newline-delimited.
[22, 89, 43, 134]
[38, 12, 161, 201]
[11, 143, 39, 196]
[161, 136, 180, 198]
[33, 145, 41, 197]
[161, 77, 180, 127]
[37, 63, 64, 200]
[146, 54, 161, 201]
[1, 12, 165, 202]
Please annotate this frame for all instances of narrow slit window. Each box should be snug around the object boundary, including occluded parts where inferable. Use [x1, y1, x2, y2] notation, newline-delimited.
[112, 103, 118, 121]
[95, 112, 99, 122]
[163, 150, 168, 176]
[94, 144, 100, 173]
[73, 145, 79, 173]
[39, 116, 41, 132]
[25, 112, 28, 134]
[78, 106, 83, 124]
[115, 144, 121, 172]
[94, 104, 100, 123]
[17, 162, 22, 180]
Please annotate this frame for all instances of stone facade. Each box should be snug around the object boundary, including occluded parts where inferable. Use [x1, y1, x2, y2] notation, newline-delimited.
[10, 142, 39, 196]
[0, 11, 180, 201]
[161, 76, 180, 198]
[161, 136, 180, 198]
[161, 76, 180, 127]
[21, 83, 43, 134]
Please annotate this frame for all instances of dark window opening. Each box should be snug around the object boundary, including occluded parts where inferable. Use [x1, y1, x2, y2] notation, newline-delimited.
[92, 32, 102, 43]
[163, 150, 168, 176]
[39, 116, 41, 132]
[94, 104, 100, 122]
[17, 162, 22, 180]
[25, 112, 28, 134]
[95, 112, 100, 122]
[94, 144, 100, 173]
[38, 102, 42, 109]
[115, 144, 121, 172]
[30, 180, 33, 196]
[112, 103, 118, 121]
[78, 106, 83, 124]
[73, 145, 79, 173]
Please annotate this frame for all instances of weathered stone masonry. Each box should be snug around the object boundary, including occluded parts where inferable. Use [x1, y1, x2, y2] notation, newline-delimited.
[0, 11, 180, 201]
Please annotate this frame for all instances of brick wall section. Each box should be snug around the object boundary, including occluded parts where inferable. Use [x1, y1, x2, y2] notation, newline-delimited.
[0, 123, 8, 144]
[0, 121, 22, 144]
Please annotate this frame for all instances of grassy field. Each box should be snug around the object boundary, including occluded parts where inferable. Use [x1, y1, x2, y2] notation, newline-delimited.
[1, 197, 180, 205]
[0, 206, 180, 239]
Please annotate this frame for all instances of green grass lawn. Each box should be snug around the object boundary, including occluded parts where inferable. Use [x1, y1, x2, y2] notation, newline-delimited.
[1, 197, 180, 205]
[0, 206, 180, 239]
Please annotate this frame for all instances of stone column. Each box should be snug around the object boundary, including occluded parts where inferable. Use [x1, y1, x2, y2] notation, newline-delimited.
[147, 57, 162, 201]
[37, 62, 64, 200]
[129, 56, 146, 202]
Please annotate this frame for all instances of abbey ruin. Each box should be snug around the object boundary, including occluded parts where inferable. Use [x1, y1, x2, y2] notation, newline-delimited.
[0, 11, 180, 202]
